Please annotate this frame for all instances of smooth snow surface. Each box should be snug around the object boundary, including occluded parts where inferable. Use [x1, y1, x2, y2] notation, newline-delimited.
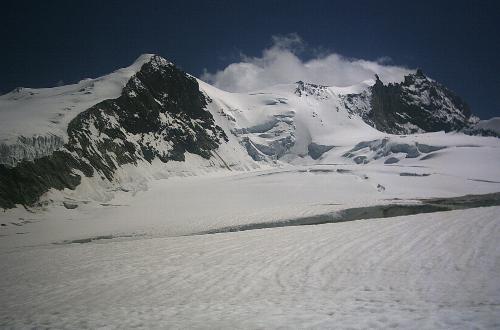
[1, 207, 499, 329]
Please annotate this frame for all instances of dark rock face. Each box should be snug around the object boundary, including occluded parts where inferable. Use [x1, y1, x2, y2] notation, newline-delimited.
[0, 56, 227, 208]
[368, 71, 473, 134]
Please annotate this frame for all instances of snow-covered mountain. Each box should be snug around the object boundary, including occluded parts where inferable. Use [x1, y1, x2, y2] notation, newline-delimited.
[471, 117, 500, 136]
[365, 70, 476, 134]
[0, 54, 497, 208]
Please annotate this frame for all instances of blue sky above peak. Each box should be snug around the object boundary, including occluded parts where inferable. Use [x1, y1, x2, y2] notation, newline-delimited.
[2, 0, 499, 118]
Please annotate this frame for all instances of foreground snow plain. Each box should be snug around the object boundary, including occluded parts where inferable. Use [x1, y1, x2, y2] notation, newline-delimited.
[1, 207, 499, 329]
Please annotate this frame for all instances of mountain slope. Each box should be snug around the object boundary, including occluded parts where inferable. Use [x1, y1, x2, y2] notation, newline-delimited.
[0, 55, 155, 167]
[471, 117, 500, 137]
[0, 56, 238, 208]
[197, 79, 382, 163]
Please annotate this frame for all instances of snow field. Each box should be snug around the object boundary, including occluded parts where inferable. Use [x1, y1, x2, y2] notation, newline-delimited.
[1, 207, 499, 329]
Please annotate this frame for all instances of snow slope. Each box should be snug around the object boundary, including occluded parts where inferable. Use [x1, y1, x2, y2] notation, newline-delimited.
[0, 54, 154, 166]
[198, 78, 382, 162]
[1, 207, 499, 329]
[476, 117, 500, 135]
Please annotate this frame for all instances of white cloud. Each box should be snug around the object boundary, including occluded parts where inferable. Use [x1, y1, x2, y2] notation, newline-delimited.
[201, 34, 414, 92]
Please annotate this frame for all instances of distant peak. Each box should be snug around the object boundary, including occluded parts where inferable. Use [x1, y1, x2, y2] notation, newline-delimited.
[11, 87, 25, 93]
[134, 54, 174, 69]
[295, 81, 326, 88]
[118, 54, 174, 77]
[133, 54, 155, 65]
[294, 80, 328, 98]
[373, 74, 384, 88]
[415, 68, 425, 78]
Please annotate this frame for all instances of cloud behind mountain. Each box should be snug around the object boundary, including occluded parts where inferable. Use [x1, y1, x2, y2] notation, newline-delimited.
[201, 34, 414, 92]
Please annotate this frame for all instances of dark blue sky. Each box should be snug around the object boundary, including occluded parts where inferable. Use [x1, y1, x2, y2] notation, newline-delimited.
[2, 0, 499, 118]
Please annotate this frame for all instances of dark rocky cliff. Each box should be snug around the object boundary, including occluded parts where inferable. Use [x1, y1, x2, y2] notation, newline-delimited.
[368, 70, 473, 134]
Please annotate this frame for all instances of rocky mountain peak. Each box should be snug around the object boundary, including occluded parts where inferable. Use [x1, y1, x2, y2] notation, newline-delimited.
[368, 70, 473, 134]
[294, 81, 329, 98]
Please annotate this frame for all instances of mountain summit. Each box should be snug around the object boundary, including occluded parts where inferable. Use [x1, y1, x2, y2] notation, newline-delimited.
[368, 70, 474, 134]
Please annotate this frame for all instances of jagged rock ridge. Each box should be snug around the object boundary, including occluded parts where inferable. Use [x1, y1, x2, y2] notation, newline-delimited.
[367, 70, 474, 134]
